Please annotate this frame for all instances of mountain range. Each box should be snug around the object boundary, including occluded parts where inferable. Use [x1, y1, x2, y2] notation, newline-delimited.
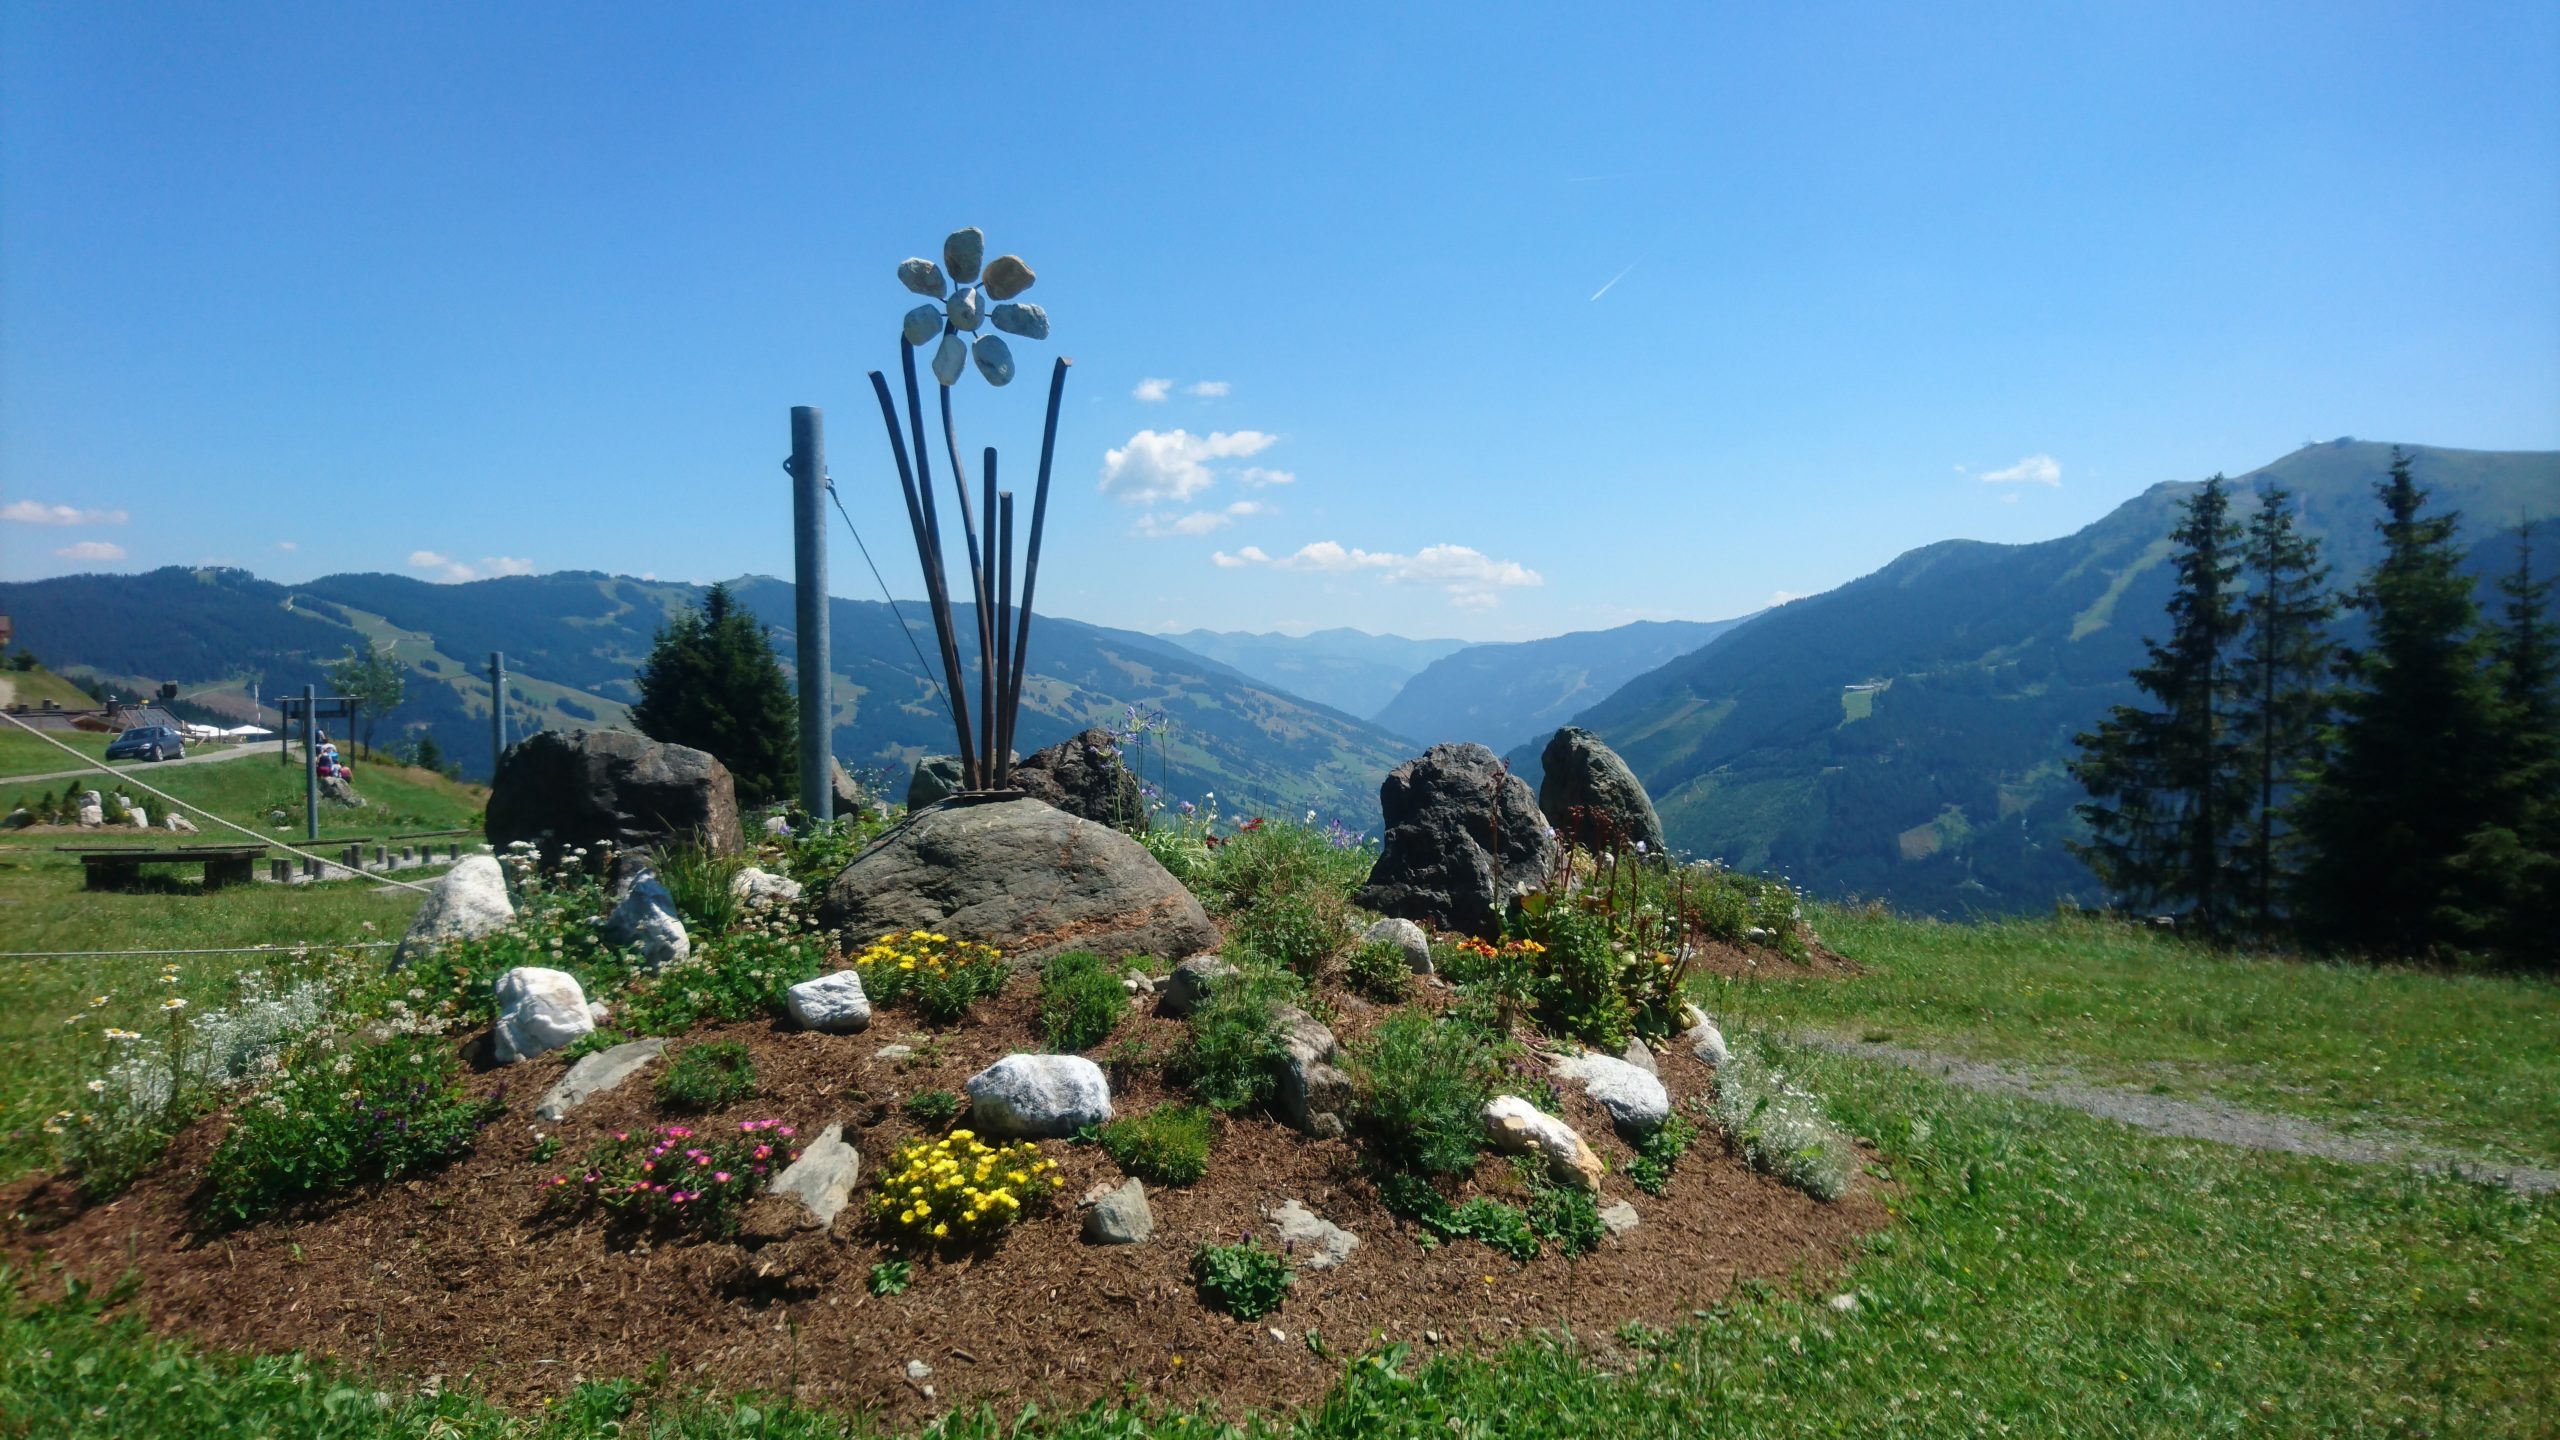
[10, 439, 2552, 915]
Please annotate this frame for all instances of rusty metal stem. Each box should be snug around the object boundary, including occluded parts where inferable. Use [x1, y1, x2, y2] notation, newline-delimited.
[893, 346, 976, 787]
[1006, 358, 1071, 758]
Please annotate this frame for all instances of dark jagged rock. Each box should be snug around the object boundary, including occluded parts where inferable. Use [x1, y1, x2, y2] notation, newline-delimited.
[1012, 727, 1146, 833]
[1355, 742, 1559, 940]
[904, 755, 966, 810]
[486, 728, 744, 857]
[818, 795, 1215, 964]
[1536, 726, 1667, 855]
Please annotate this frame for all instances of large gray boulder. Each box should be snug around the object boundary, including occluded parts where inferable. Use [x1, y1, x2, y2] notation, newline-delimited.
[1537, 726, 1666, 856]
[1012, 728, 1145, 833]
[818, 796, 1216, 964]
[1355, 743, 1560, 940]
[486, 728, 744, 858]
[395, 854, 515, 966]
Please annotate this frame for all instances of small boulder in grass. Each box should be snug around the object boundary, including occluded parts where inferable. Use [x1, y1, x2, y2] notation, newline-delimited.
[732, 865, 803, 908]
[395, 854, 515, 967]
[601, 871, 690, 970]
[1156, 955, 1235, 1018]
[1361, 917, 1433, 974]
[1681, 1003, 1730, 1067]
[965, 1053, 1112, 1138]
[491, 966, 595, 1064]
[786, 970, 874, 1033]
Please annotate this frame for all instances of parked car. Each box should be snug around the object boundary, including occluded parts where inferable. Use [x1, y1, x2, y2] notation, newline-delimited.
[106, 724, 186, 762]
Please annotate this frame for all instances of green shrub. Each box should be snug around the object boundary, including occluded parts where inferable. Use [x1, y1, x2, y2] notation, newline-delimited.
[1223, 891, 1343, 982]
[1199, 816, 1368, 917]
[1523, 1167, 1604, 1256]
[903, 1088, 964, 1129]
[1348, 1013, 1502, 1176]
[1373, 1170, 1540, 1261]
[204, 1033, 499, 1226]
[1626, 1110, 1699, 1195]
[868, 1259, 913, 1296]
[652, 840, 746, 938]
[616, 929, 811, 1034]
[776, 812, 889, 888]
[1192, 1237, 1293, 1319]
[1097, 1104, 1215, 1185]
[1346, 939, 1415, 1002]
[1036, 950, 1130, 1052]
[656, 1040, 757, 1111]
[1506, 899, 1633, 1049]
[1173, 965, 1299, 1111]
[1710, 1039, 1852, 1201]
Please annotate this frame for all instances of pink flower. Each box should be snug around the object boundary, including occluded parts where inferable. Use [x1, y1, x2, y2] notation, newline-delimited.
[753, 1145, 772, 1159]
[714, 1172, 732, 1183]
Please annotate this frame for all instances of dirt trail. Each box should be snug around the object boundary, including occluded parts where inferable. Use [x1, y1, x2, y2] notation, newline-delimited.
[1801, 1034, 2560, 1196]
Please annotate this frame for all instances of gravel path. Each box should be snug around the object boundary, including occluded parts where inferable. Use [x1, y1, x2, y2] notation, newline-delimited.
[1801, 1034, 2560, 1196]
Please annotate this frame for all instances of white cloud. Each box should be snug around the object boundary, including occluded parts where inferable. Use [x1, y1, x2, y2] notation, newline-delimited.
[1236, 467, 1295, 488]
[408, 550, 478, 582]
[276, 540, 299, 552]
[1099, 428, 1279, 504]
[1211, 539, 1544, 608]
[5, 500, 129, 526]
[1770, 589, 1803, 606]
[1132, 377, 1173, 403]
[54, 540, 128, 562]
[1187, 380, 1231, 397]
[408, 550, 537, 582]
[1979, 453, 2061, 485]
[1132, 500, 1268, 539]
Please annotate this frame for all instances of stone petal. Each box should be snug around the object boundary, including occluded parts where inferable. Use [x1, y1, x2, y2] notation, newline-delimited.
[943, 227, 985, 284]
[972, 334, 1015, 387]
[902, 303, 942, 346]
[990, 302, 1049, 340]
[932, 332, 967, 386]
[946, 286, 983, 331]
[898, 257, 946, 297]
[982, 254, 1035, 300]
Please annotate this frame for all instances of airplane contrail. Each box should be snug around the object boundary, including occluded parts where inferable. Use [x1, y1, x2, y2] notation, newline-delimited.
[1589, 256, 1644, 302]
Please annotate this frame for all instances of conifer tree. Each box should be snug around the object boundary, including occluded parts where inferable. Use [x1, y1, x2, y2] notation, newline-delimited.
[2071, 474, 2248, 929]
[2291, 450, 2507, 957]
[630, 582, 799, 807]
[2230, 484, 2335, 934]
[2450, 522, 2560, 966]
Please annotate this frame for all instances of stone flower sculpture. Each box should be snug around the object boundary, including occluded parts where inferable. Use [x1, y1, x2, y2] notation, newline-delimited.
[896, 226, 1051, 388]
[868, 227, 1072, 795]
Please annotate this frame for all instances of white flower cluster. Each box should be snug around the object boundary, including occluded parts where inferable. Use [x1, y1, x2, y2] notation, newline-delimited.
[1707, 1038, 1855, 1202]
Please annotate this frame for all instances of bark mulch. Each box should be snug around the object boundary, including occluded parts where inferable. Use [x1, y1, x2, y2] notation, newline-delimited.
[5, 972, 1886, 1425]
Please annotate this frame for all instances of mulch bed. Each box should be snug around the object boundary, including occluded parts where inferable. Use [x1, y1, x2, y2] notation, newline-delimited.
[4, 966, 1887, 1424]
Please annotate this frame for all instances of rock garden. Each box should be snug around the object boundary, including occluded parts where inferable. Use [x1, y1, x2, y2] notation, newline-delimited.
[5, 725, 1881, 1421]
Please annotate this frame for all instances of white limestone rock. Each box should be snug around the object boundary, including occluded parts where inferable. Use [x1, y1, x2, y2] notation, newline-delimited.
[731, 865, 804, 908]
[785, 969, 873, 1034]
[394, 855, 515, 966]
[1551, 1051, 1672, 1137]
[770, 1122, 862, 1227]
[1266, 1199, 1360, 1271]
[1681, 1003, 1731, 1067]
[490, 966, 595, 1065]
[1483, 1094, 1606, 1194]
[964, 1053, 1112, 1138]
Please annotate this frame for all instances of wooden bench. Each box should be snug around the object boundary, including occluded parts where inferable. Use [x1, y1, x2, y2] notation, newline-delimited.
[77, 845, 267, 891]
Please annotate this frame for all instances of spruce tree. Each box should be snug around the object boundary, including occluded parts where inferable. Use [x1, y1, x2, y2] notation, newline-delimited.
[2071, 474, 2248, 929]
[630, 582, 799, 807]
[2452, 523, 2560, 966]
[2230, 483, 2335, 935]
[2291, 450, 2507, 957]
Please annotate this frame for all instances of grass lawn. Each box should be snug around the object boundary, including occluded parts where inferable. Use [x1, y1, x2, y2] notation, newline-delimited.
[1711, 908, 2560, 1168]
[1, 884, 2553, 1435]
[0, 728, 115, 780]
[3, 751, 487, 842]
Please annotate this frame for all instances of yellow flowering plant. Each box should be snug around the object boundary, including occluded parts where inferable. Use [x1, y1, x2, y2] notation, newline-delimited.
[870, 1128, 1061, 1245]
[852, 929, 1009, 1023]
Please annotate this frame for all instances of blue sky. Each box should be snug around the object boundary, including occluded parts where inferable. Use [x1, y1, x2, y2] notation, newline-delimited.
[5, 2, 2556, 640]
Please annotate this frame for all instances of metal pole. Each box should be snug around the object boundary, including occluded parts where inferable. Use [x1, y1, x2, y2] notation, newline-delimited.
[303, 683, 319, 843]
[789, 406, 832, 822]
[489, 652, 507, 777]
